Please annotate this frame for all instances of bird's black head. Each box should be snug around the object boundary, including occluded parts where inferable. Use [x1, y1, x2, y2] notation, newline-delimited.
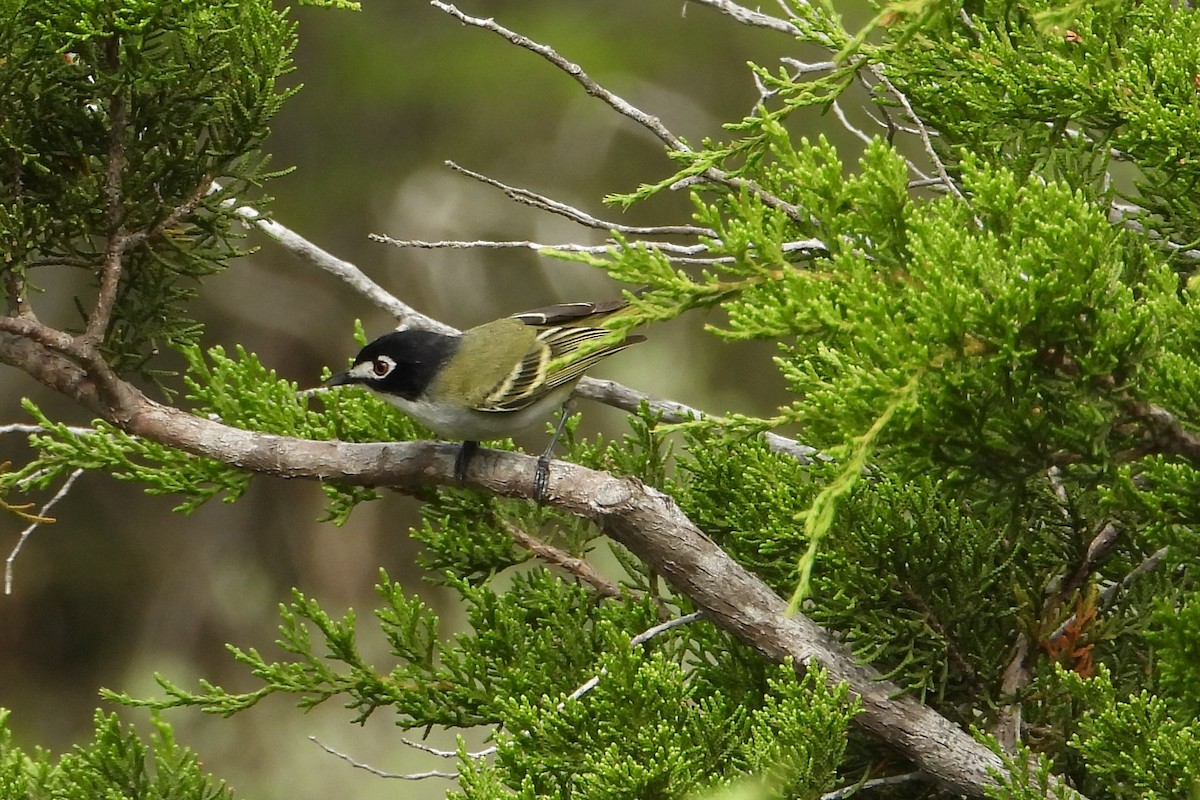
[328, 329, 460, 401]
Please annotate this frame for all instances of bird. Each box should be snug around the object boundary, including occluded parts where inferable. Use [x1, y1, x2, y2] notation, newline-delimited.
[327, 299, 644, 498]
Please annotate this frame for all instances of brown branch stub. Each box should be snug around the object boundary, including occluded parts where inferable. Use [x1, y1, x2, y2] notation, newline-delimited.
[500, 519, 625, 601]
[3, 270, 33, 320]
[1123, 400, 1200, 464]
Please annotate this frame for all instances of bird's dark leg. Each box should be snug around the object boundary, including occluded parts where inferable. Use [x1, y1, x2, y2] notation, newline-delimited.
[535, 403, 572, 500]
[455, 440, 479, 484]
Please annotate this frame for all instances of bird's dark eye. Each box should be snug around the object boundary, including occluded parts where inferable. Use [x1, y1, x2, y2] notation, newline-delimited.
[372, 358, 392, 377]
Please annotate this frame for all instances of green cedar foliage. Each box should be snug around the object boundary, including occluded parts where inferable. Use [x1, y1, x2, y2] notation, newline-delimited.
[1058, 665, 1200, 800]
[108, 570, 858, 799]
[0, 708, 233, 800]
[0, 0, 297, 377]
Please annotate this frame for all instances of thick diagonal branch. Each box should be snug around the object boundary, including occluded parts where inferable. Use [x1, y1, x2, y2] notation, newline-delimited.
[0, 331, 1076, 797]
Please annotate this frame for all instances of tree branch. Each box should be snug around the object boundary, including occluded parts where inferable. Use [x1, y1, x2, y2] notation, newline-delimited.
[1122, 400, 1200, 465]
[501, 519, 626, 601]
[1046, 545, 1170, 647]
[0, 343, 1032, 796]
[85, 35, 129, 346]
[444, 160, 714, 237]
[368, 232, 795, 265]
[685, 0, 805, 37]
[309, 737, 458, 780]
[213, 182, 453, 332]
[5, 468, 84, 595]
[430, 2, 808, 224]
[573, 377, 822, 463]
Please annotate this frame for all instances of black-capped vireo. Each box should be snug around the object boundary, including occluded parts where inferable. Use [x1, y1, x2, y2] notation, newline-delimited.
[327, 300, 644, 497]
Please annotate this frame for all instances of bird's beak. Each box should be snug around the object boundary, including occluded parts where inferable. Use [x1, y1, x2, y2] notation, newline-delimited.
[325, 371, 355, 387]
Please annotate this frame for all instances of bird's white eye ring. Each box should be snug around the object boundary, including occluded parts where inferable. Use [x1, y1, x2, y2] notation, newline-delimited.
[371, 356, 395, 377]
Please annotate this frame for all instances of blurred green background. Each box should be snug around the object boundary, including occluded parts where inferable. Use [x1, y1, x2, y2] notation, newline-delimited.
[0, 2, 857, 797]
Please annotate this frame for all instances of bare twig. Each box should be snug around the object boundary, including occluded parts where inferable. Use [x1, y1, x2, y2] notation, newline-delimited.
[852, 74, 935, 184]
[871, 69, 965, 203]
[445, 161, 713, 237]
[368, 236, 619, 255]
[958, 7, 979, 35]
[501, 519, 625, 600]
[370, 232, 826, 266]
[309, 737, 458, 780]
[821, 772, 928, 800]
[400, 738, 493, 760]
[0, 423, 96, 438]
[780, 57, 838, 75]
[368, 233, 816, 265]
[434, 2, 685, 152]
[630, 610, 703, 646]
[1046, 545, 1170, 646]
[5, 468, 84, 595]
[906, 177, 946, 190]
[686, 0, 803, 36]
[574, 377, 823, 463]
[212, 182, 452, 333]
[430, 2, 808, 224]
[831, 99, 874, 147]
[558, 611, 703, 708]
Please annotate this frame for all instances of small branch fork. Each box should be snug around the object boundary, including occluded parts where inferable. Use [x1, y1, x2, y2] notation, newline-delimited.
[432, 2, 807, 224]
[4, 468, 84, 595]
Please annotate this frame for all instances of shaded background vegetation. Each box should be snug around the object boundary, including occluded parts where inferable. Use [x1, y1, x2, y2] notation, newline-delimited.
[0, 3, 864, 797]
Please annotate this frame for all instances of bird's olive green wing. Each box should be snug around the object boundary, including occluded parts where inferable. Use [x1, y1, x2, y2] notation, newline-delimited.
[431, 317, 539, 408]
[480, 326, 644, 412]
[444, 300, 643, 414]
